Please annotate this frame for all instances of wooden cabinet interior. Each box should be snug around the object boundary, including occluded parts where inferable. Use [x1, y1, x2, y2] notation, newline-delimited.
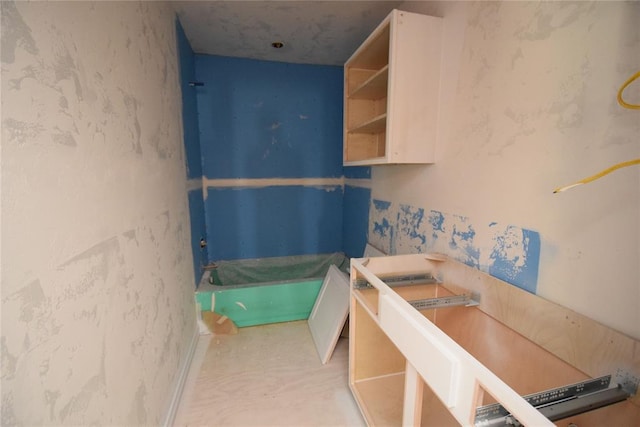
[345, 24, 389, 164]
[343, 10, 442, 165]
[349, 254, 640, 426]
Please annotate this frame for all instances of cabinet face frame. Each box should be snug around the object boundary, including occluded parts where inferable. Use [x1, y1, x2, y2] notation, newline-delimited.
[343, 10, 443, 166]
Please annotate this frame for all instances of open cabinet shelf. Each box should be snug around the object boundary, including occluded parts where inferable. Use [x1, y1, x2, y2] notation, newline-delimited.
[348, 65, 389, 100]
[343, 10, 443, 166]
[349, 113, 387, 134]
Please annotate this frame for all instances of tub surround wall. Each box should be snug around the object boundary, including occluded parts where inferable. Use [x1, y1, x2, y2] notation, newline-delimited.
[197, 56, 344, 181]
[177, 20, 208, 285]
[377, 1, 640, 339]
[206, 185, 344, 260]
[2, 2, 196, 425]
[195, 55, 351, 261]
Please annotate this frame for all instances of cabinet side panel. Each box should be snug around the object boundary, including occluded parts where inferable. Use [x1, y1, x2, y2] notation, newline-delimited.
[387, 13, 442, 163]
[352, 299, 406, 381]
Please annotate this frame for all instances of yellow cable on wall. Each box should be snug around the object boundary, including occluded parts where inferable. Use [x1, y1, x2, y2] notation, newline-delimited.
[617, 70, 640, 110]
[554, 71, 640, 193]
[553, 158, 640, 193]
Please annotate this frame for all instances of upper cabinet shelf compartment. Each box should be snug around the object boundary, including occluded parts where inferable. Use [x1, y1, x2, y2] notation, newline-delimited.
[343, 10, 443, 166]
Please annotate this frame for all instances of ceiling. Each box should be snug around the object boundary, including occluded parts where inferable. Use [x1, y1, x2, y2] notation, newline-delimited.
[172, 1, 403, 66]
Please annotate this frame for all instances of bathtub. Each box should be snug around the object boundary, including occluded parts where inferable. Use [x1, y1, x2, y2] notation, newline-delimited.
[195, 253, 348, 327]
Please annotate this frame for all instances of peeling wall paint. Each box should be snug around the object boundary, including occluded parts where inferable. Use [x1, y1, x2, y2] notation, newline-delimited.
[2, 2, 196, 425]
[370, 200, 540, 293]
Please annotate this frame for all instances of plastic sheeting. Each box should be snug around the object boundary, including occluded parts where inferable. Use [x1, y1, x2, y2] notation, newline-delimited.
[212, 252, 348, 286]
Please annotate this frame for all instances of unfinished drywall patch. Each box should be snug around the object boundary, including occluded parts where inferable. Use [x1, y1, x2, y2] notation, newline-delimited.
[0, 2, 39, 63]
[370, 200, 540, 293]
[2, 2, 196, 425]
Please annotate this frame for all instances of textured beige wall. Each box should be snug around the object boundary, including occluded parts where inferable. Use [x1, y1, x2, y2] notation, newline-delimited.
[1, 1, 197, 425]
[374, 1, 640, 339]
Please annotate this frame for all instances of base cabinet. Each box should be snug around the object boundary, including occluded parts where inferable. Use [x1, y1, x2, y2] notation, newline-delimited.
[348, 254, 640, 426]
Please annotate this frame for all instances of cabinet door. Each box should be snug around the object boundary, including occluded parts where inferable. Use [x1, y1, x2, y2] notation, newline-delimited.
[308, 265, 350, 364]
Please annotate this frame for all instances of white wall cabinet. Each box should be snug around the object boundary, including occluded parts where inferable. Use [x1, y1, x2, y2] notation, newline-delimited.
[343, 10, 442, 165]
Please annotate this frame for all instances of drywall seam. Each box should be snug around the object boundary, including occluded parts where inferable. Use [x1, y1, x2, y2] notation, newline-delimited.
[344, 178, 372, 189]
[202, 177, 344, 188]
[161, 318, 199, 427]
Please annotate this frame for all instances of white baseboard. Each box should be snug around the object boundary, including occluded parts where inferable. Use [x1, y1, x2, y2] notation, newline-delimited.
[162, 318, 199, 427]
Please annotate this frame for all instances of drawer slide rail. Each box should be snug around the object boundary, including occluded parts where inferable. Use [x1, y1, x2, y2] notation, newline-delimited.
[353, 272, 438, 289]
[475, 374, 635, 426]
[409, 294, 479, 310]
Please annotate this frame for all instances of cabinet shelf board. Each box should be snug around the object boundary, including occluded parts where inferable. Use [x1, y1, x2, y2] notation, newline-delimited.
[348, 113, 386, 134]
[349, 65, 389, 100]
[343, 157, 386, 166]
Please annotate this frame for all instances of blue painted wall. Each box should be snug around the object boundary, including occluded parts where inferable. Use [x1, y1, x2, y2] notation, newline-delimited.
[195, 55, 348, 261]
[177, 20, 207, 285]
[344, 166, 371, 180]
[207, 186, 343, 260]
[343, 165, 371, 258]
[196, 55, 344, 179]
[177, 22, 202, 180]
[342, 185, 370, 258]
